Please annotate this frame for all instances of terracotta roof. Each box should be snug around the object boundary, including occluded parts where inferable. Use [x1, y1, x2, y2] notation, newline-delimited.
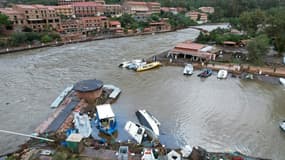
[126, 1, 147, 5]
[0, 8, 21, 14]
[110, 21, 120, 26]
[171, 49, 212, 59]
[175, 42, 204, 51]
[14, 4, 36, 9]
[223, 41, 236, 45]
[33, 4, 47, 9]
[72, 2, 102, 7]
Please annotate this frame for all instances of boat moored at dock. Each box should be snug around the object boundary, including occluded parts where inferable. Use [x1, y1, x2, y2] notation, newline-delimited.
[136, 61, 162, 72]
[217, 69, 228, 79]
[183, 64, 194, 75]
[95, 104, 117, 135]
[135, 109, 160, 136]
[197, 69, 212, 78]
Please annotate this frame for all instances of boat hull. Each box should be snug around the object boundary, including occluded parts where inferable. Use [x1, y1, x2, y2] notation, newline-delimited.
[135, 110, 160, 136]
[183, 64, 194, 75]
[279, 78, 285, 86]
[136, 62, 161, 72]
[280, 121, 285, 131]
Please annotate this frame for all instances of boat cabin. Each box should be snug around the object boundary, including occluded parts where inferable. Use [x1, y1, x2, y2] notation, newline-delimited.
[96, 104, 117, 134]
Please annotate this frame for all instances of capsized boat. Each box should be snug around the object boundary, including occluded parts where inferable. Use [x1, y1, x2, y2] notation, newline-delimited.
[95, 104, 117, 135]
[73, 112, 92, 138]
[183, 64, 194, 75]
[279, 78, 285, 86]
[135, 109, 160, 136]
[280, 120, 285, 131]
[197, 69, 212, 78]
[50, 85, 73, 108]
[124, 121, 158, 146]
[217, 69, 228, 79]
[136, 61, 162, 72]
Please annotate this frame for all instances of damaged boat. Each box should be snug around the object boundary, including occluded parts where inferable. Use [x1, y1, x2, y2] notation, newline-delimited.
[95, 104, 117, 135]
[124, 121, 158, 146]
[135, 109, 160, 136]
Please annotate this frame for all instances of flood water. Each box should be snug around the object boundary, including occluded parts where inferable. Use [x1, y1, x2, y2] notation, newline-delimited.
[0, 24, 284, 159]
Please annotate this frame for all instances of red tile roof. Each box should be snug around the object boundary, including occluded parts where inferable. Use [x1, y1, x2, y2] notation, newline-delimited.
[126, 1, 147, 5]
[72, 2, 102, 7]
[110, 21, 120, 26]
[0, 8, 21, 14]
[14, 4, 36, 9]
[175, 42, 204, 51]
[171, 49, 212, 59]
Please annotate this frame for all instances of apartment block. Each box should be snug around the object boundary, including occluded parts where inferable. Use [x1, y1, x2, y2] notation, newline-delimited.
[11, 4, 61, 32]
[72, 2, 104, 17]
[123, 1, 161, 21]
[52, 5, 74, 17]
[104, 4, 122, 17]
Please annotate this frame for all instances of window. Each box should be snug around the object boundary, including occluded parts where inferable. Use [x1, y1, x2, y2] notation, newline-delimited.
[25, 10, 28, 14]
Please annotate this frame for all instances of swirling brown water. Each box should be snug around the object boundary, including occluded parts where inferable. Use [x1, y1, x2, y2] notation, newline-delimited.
[0, 25, 284, 159]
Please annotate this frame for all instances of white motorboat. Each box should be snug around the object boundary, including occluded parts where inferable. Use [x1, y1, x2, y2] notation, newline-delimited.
[183, 64, 194, 75]
[118, 59, 145, 69]
[280, 121, 285, 131]
[124, 121, 158, 146]
[217, 69, 228, 79]
[279, 78, 285, 86]
[135, 109, 160, 136]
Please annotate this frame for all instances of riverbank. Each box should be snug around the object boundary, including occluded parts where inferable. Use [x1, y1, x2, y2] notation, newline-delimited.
[0, 30, 173, 55]
[150, 50, 285, 84]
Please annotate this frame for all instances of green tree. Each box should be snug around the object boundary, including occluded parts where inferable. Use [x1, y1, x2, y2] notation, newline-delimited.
[247, 34, 269, 65]
[265, 7, 285, 55]
[41, 34, 53, 43]
[239, 9, 266, 36]
[0, 13, 11, 34]
[10, 32, 27, 46]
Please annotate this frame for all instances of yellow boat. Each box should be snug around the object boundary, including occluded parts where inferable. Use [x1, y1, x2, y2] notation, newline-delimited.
[136, 61, 162, 72]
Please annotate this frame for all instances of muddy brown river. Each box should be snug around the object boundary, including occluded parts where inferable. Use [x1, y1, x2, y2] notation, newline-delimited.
[0, 24, 284, 159]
